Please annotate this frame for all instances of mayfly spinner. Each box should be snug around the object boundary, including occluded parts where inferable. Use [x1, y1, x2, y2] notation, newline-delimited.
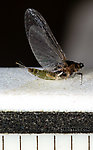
[17, 8, 84, 81]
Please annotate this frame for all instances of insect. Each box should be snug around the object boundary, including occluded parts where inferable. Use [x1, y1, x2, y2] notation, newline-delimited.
[18, 8, 84, 81]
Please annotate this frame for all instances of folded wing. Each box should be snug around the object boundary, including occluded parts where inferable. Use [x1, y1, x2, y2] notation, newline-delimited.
[24, 8, 66, 71]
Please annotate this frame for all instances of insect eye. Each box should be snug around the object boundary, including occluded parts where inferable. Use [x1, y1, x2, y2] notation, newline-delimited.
[79, 63, 84, 68]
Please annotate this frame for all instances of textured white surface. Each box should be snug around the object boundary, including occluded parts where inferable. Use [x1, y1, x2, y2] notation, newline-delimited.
[0, 68, 93, 112]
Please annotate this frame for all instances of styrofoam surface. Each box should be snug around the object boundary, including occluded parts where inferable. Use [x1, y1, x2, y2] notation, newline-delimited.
[0, 68, 93, 112]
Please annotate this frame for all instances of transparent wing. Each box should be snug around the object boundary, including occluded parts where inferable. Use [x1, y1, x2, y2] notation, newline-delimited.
[24, 8, 66, 71]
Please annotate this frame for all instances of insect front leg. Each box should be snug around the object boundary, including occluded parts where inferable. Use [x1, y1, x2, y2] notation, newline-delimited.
[72, 72, 83, 84]
[76, 72, 83, 85]
[73, 72, 83, 85]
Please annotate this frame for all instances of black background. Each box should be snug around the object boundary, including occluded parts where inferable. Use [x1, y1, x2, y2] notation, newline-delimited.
[0, 0, 80, 67]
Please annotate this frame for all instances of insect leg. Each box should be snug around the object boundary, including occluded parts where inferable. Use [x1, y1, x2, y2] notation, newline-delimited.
[57, 72, 63, 77]
[76, 72, 83, 85]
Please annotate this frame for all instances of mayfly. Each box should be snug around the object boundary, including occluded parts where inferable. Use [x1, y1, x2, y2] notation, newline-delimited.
[17, 8, 84, 81]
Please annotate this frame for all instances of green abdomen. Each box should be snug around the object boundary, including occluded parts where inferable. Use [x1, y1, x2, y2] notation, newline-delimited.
[28, 68, 56, 80]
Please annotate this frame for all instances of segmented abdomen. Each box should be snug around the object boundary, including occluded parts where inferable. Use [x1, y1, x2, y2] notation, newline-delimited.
[28, 68, 57, 80]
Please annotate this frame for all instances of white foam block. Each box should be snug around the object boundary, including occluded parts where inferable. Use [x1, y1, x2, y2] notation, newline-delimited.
[0, 68, 93, 112]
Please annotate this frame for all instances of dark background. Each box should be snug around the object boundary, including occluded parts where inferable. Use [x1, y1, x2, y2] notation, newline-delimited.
[0, 0, 84, 67]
